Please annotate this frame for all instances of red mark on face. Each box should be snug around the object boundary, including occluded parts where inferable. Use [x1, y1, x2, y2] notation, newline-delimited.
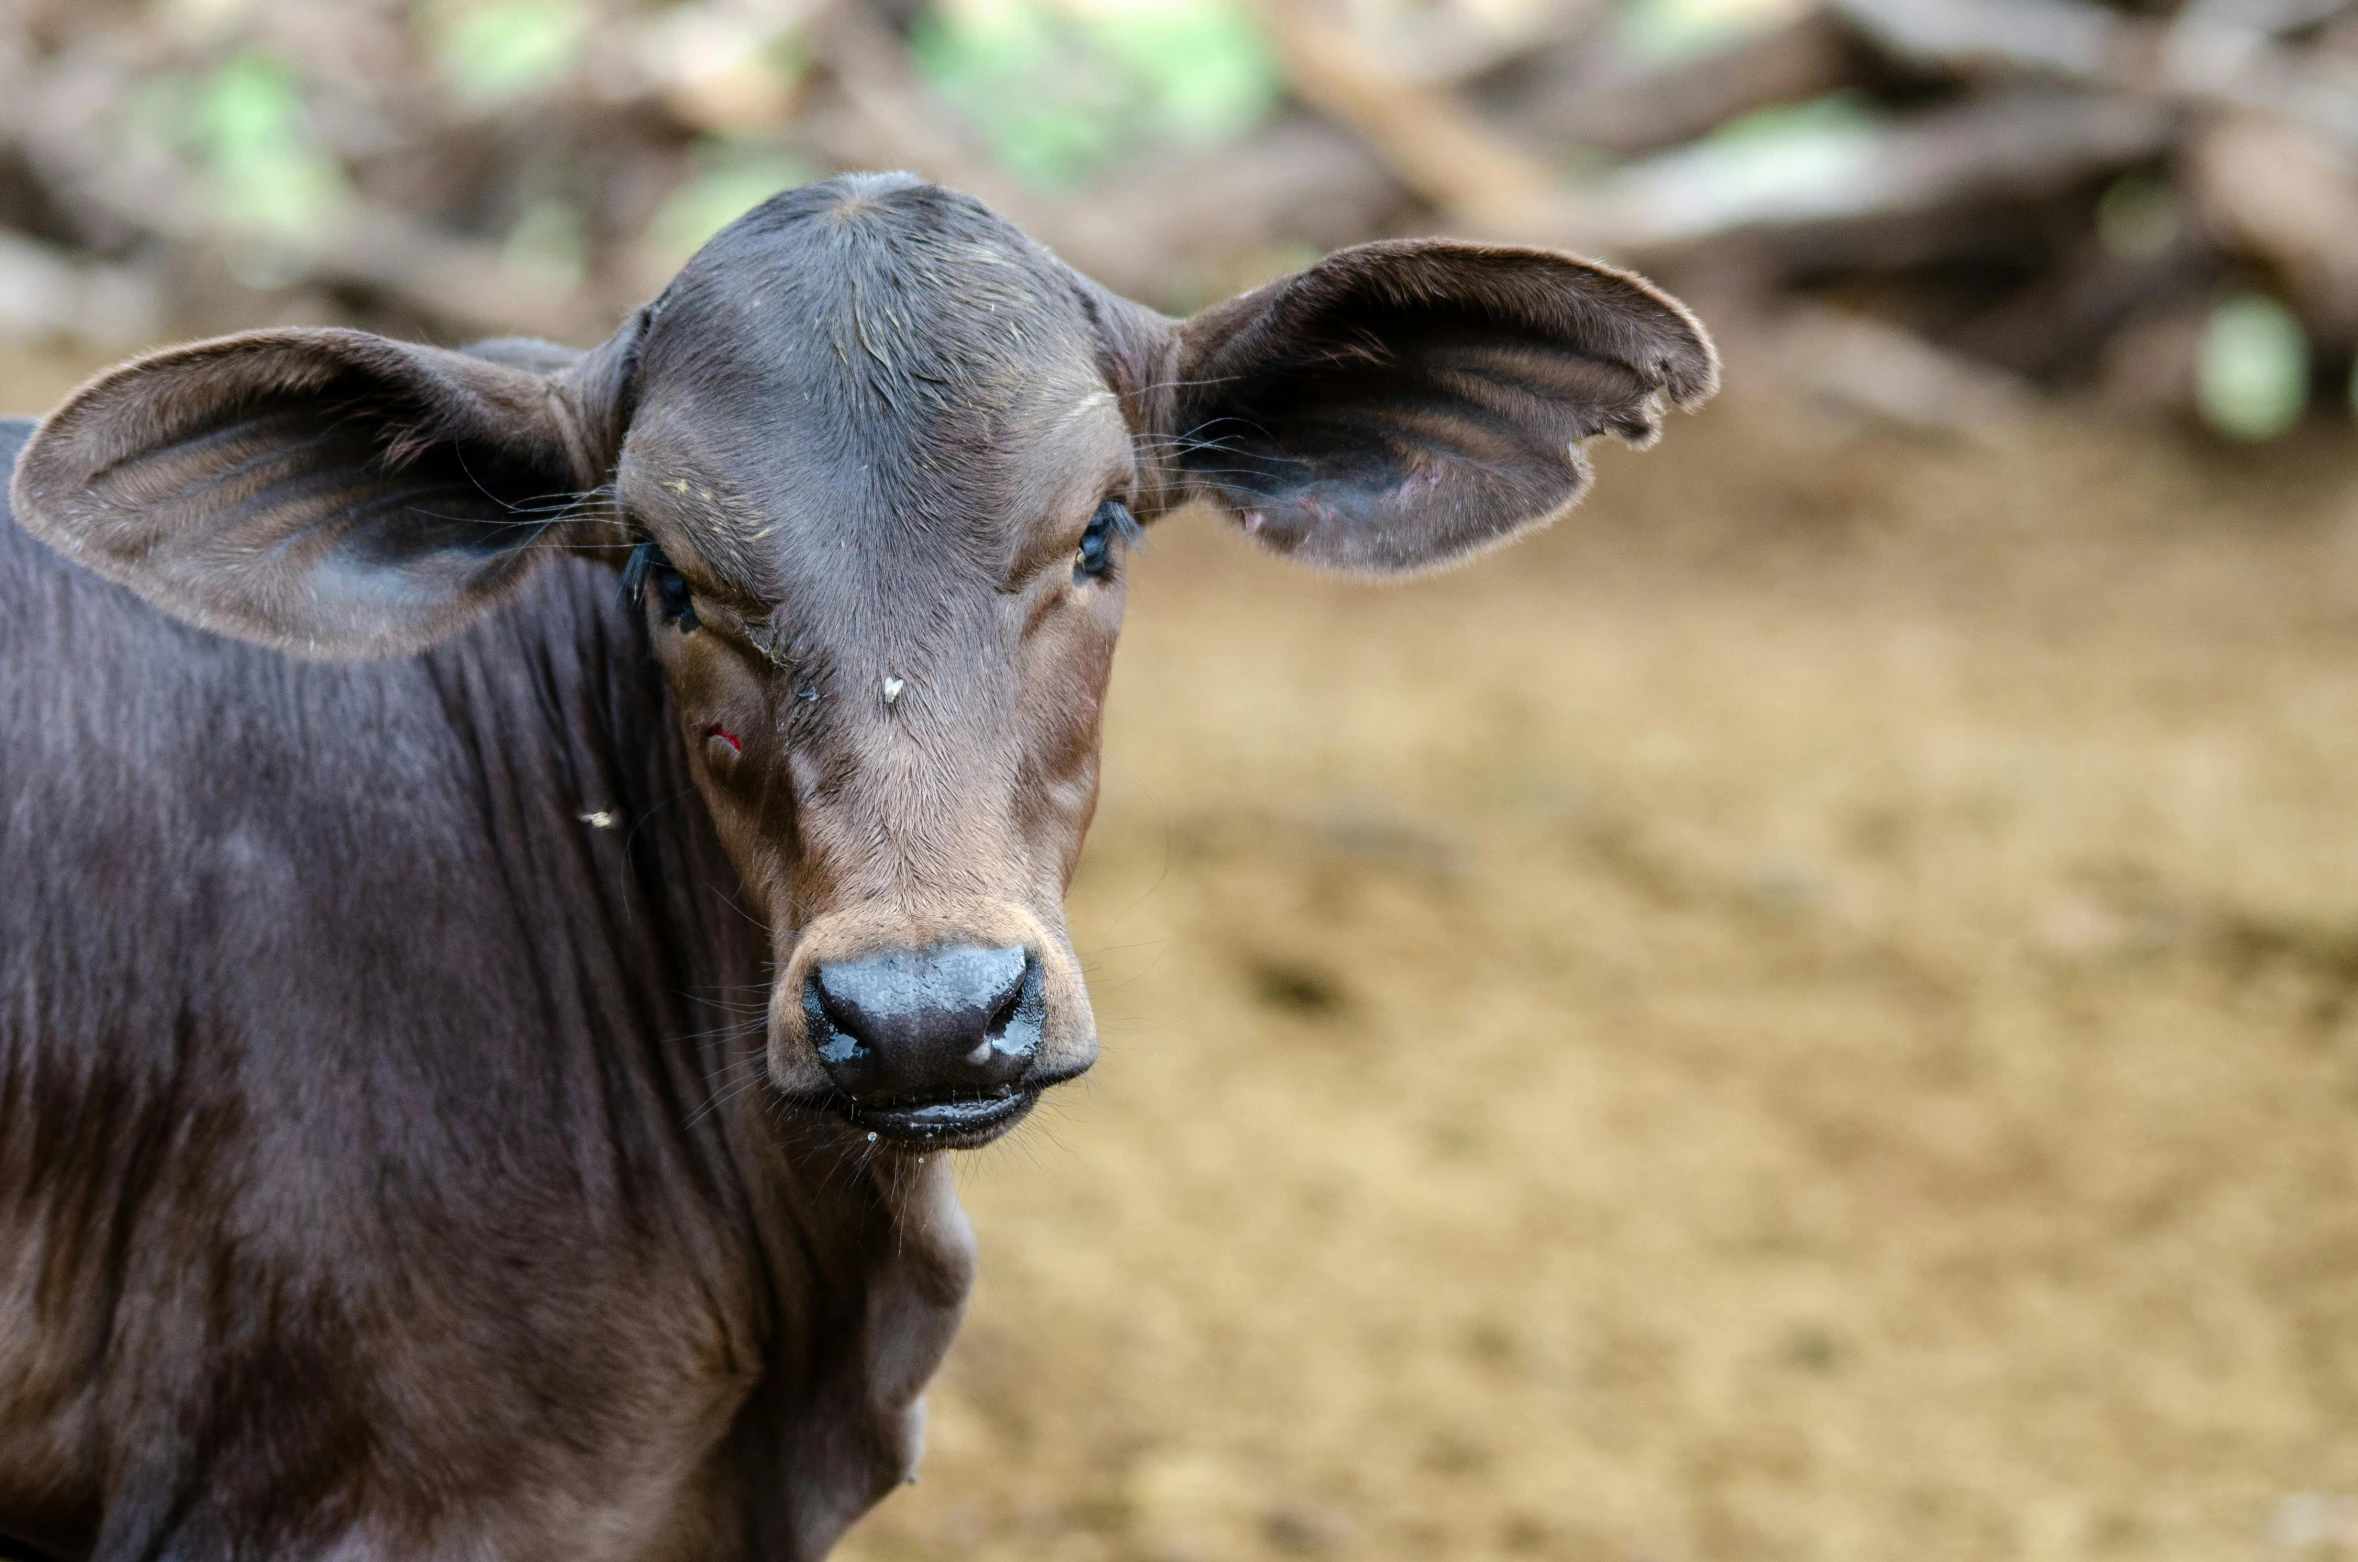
[707, 723, 742, 754]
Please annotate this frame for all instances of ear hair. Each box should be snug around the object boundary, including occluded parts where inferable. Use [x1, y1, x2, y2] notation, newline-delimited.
[556, 307, 649, 481]
[13, 324, 637, 658]
[1161, 240, 1717, 575]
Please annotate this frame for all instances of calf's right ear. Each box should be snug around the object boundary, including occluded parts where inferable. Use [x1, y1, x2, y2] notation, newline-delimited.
[12, 324, 635, 658]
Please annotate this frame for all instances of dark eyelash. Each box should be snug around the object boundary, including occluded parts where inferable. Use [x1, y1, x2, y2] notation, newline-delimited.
[1105, 498, 1143, 545]
[621, 540, 699, 631]
[1075, 497, 1140, 582]
[618, 539, 657, 602]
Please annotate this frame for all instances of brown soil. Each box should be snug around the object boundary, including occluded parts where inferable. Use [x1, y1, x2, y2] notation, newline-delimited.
[840, 398, 2358, 1562]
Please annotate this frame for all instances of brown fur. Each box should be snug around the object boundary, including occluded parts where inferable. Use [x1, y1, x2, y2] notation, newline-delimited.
[0, 174, 1712, 1561]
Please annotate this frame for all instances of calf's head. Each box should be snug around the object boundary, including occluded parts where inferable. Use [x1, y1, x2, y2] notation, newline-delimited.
[13, 174, 1714, 1148]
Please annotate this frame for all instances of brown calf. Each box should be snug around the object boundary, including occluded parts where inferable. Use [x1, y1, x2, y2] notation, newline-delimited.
[0, 173, 1712, 1561]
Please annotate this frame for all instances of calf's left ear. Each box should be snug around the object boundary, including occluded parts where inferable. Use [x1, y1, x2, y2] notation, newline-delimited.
[13, 326, 630, 657]
[1159, 240, 1716, 574]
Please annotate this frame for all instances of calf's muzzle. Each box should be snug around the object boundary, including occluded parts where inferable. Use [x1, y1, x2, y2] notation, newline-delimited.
[804, 942, 1053, 1143]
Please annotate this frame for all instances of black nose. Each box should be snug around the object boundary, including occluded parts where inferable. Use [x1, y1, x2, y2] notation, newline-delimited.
[806, 944, 1044, 1102]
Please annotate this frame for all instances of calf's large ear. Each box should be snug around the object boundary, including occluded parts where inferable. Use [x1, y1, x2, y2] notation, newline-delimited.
[1162, 240, 1716, 574]
[12, 325, 631, 657]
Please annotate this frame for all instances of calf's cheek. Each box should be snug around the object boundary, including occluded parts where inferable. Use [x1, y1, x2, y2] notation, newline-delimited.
[1019, 647, 1117, 891]
[658, 640, 770, 774]
[649, 646, 806, 907]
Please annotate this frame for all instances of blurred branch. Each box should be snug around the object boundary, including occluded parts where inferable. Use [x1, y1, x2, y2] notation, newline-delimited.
[327, 207, 613, 343]
[1768, 301, 2035, 440]
[1323, 0, 1618, 88]
[0, 229, 161, 347]
[1829, 0, 2358, 147]
[2186, 113, 2358, 335]
[1556, 87, 2173, 256]
[1251, 1, 2169, 266]
[1827, 0, 2121, 76]
[1073, 115, 1401, 300]
[0, 0, 2340, 431]
[1253, 0, 1556, 223]
[798, 0, 1033, 208]
[804, 0, 1399, 303]
[5, 88, 608, 341]
[1514, 9, 1856, 157]
[797, 0, 1175, 284]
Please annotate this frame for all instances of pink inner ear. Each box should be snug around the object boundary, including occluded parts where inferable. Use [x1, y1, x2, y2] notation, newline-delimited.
[707, 723, 742, 753]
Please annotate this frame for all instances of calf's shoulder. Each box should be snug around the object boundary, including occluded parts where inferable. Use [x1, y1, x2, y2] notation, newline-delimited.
[0, 432, 969, 1561]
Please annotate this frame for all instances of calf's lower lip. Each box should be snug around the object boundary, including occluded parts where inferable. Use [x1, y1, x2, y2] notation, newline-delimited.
[831, 1089, 1038, 1149]
[786, 1065, 1088, 1150]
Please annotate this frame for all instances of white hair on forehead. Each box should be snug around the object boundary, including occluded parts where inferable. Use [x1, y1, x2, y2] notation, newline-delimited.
[1042, 389, 1112, 434]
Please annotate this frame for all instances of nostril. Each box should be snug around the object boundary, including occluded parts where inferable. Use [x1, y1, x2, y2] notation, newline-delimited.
[984, 959, 1023, 1031]
[805, 973, 867, 1066]
[984, 953, 1043, 1050]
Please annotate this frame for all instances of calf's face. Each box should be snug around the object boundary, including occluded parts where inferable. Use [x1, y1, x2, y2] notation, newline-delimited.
[13, 174, 1714, 1148]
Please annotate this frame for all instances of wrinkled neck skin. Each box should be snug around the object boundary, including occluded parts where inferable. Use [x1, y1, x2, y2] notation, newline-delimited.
[410, 602, 982, 1556]
[0, 492, 973, 1561]
[433, 432, 986, 1562]
[432, 590, 982, 1556]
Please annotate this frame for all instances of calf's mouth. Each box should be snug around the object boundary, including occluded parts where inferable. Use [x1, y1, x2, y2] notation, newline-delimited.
[767, 913, 1098, 1149]
[817, 1074, 1088, 1150]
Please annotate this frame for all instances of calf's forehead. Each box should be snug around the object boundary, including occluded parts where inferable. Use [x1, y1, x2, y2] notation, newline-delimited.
[642, 239, 1095, 422]
[618, 180, 1135, 587]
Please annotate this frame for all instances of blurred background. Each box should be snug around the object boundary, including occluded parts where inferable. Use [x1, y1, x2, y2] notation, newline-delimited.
[7, 0, 2358, 1557]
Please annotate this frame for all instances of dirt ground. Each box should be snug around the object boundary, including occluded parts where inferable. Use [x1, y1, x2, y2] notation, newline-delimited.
[12, 347, 2358, 1562]
[830, 396, 2358, 1562]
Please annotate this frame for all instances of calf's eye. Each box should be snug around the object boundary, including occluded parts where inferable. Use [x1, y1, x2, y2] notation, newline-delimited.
[621, 540, 700, 632]
[1074, 497, 1138, 584]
